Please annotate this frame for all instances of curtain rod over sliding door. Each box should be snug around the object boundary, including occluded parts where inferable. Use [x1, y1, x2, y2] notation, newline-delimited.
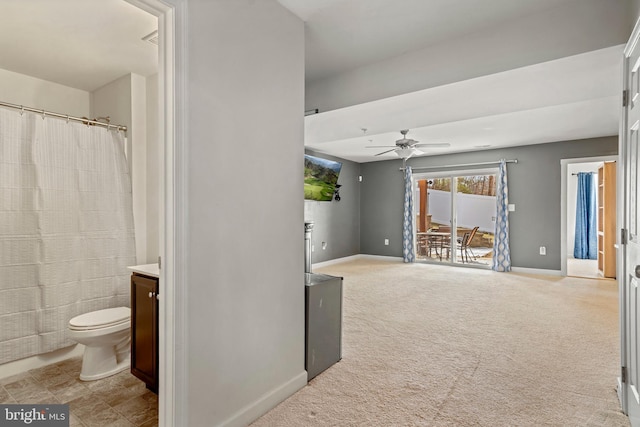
[0, 101, 127, 133]
[399, 159, 517, 171]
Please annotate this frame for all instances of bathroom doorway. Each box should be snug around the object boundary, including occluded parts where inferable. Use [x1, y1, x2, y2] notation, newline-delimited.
[561, 156, 618, 279]
[0, 1, 179, 425]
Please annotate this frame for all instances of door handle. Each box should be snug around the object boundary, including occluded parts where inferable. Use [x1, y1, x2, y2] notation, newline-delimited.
[636, 265, 640, 278]
[148, 291, 155, 298]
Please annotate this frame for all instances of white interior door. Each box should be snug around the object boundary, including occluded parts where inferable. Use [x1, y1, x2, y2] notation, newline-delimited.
[622, 18, 640, 425]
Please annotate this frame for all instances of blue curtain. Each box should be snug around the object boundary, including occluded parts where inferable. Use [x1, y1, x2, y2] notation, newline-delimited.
[574, 172, 597, 259]
[402, 166, 415, 263]
[492, 160, 511, 272]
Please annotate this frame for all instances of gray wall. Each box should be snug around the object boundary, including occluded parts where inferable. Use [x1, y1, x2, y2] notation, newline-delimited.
[360, 137, 618, 270]
[185, 0, 306, 425]
[304, 150, 361, 264]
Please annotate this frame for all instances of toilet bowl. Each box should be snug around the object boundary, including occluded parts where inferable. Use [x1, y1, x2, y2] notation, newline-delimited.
[68, 307, 131, 381]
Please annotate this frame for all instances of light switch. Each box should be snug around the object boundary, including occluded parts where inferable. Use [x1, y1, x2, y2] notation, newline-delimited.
[508, 204, 516, 212]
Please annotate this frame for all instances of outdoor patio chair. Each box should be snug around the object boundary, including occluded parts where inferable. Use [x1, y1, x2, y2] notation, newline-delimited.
[457, 226, 479, 263]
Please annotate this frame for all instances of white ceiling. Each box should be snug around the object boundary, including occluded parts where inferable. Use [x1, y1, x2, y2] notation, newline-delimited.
[0, 0, 157, 92]
[0, 0, 622, 163]
[304, 45, 622, 163]
[277, 0, 577, 84]
[280, 0, 623, 163]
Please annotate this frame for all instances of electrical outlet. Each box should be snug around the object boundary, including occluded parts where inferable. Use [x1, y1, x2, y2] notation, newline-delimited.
[384, 239, 389, 245]
[539, 246, 546, 255]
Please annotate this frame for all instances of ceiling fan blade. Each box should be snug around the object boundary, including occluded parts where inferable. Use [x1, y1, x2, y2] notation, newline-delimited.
[414, 143, 451, 148]
[365, 145, 398, 148]
[374, 148, 398, 156]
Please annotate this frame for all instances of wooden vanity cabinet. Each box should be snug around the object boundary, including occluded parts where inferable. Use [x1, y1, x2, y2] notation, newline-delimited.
[131, 272, 159, 393]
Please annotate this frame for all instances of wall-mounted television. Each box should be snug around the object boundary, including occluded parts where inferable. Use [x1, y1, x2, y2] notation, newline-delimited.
[304, 154, 342, 201]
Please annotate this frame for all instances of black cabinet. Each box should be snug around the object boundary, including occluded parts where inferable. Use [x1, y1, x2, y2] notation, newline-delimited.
[131, 272, 159, 393]
[305, 273, 343, 381]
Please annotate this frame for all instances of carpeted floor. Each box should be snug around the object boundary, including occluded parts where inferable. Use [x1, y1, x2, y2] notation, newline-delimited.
[251, 258, 629, 427]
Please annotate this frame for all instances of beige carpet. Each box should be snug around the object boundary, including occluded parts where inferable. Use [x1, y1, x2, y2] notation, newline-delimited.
[251, 258, 629, 427]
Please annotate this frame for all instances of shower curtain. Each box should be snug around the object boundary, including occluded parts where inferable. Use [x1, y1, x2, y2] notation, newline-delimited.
[574, 172, 597, 259]
[0, 107, 136, 364]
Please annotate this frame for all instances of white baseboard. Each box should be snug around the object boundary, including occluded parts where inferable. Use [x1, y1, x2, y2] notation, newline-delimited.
[312, 254, 403, 269]
[0, 344, 85, 380]
[510, 267, 563, 276]
[357, 254, 404, 262]
[218, 370, 308, 427]
[312, 254, 361, 269]
[313, 255, 564, 278]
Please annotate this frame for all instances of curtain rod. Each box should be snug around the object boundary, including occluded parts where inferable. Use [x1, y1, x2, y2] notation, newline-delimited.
[0, 101, 127, 133]
[400, 159, 517, 171]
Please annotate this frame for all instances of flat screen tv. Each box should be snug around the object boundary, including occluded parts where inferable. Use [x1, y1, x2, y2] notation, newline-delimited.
[304, 154, 342, 201]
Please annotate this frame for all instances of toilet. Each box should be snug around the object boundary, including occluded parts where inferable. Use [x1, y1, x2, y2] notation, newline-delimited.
[68, 307, 131, 381]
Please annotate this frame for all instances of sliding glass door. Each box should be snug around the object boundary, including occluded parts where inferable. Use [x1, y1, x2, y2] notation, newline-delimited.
[416, 177, 452, 262]
[415, 170, 497, 267]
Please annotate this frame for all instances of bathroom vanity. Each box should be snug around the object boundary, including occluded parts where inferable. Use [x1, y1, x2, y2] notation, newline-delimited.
[128, 264, 159, 393]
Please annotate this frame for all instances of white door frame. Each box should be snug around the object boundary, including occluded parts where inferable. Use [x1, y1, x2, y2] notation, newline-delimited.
[619, 15, 640, 420]
[560, 155, 618, 277]
[125, 1, 187, 425]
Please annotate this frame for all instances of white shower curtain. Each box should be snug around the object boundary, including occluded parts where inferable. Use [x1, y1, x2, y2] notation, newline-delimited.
[0, 107, 136, 364]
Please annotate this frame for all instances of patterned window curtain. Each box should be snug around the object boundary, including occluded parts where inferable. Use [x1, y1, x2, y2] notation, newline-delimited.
[573, 172, 597, 259]
[403, 166, 415, 263]
[492, 160, 511, 272]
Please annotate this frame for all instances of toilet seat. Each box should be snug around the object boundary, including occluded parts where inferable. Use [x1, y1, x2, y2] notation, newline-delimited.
[69, 307, 130, 331]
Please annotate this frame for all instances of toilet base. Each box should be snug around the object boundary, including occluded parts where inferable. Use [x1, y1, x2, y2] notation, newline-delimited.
[79, 345, 131, 381]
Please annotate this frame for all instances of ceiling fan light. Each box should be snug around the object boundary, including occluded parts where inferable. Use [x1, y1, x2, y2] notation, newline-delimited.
[396, 148, 416, 159]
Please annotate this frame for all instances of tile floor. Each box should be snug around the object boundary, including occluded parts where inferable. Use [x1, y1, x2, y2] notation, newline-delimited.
[0, 356, 157, 426]
[567, 257, 600, 279]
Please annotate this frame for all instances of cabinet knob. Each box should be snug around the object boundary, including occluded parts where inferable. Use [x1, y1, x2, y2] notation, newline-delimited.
[148, 291, 154, 298]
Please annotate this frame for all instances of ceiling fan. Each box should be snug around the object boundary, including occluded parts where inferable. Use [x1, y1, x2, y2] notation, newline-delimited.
[366, 129, 450, 159]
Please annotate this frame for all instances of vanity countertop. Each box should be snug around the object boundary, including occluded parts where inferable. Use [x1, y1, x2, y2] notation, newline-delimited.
[127, 263, 160, 278]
